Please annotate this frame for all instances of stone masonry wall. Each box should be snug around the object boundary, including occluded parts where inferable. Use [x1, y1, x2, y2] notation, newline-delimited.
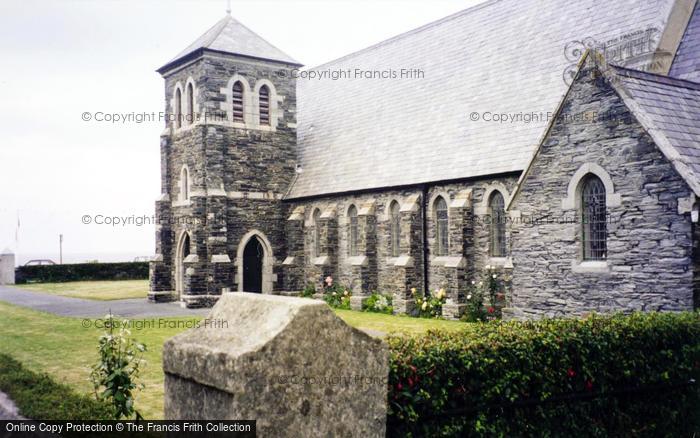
[509, 61, 696, 317]
[150, 52, 298, 307]
[283, 175, 518, 315]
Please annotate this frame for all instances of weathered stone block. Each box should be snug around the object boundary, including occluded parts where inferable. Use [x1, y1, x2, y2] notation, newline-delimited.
[163, 293, 389, 437]
[0, 251, 15, 285]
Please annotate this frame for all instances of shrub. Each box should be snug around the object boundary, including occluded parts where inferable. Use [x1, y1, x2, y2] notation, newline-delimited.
[300, 283, 316, 298]
[387, 312, 700, 436]
[363, 293, 394, 314]
[0, 354, 114, 419]
[15, 262, 148, 284]
[90, 314, 147, 420]
[412, 288, 447, 318]
[462, 267, 508, 322]
[322, 277, 351, 309]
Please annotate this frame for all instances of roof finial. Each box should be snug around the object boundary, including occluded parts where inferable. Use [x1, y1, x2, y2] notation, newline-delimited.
[226, 0, 231, 15]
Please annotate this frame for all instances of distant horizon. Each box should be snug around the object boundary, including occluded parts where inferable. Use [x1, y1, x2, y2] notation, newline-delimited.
[11, 251, 153, 267]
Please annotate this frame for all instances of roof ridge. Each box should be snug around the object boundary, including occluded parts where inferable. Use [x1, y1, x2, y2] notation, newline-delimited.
[610, 64, 700, 91]
[308, 0, 503, 71]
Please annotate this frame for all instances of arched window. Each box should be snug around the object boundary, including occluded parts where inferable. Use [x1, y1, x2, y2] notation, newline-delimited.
[232, 81, 244, 123]
[174, 88, 182, 129]
[435, 196, 448, 256]
[180, 166, 190, 202]
[186, 83, 194, 125]
[489, 192, 506, 257]
[313, 208, 322, 257]
[581, 175, 607, 260]
[347, 205, 358, 257]
[259, 85, 270, 126]
[182, 233, 191, 258]
[389, 201, 401, 257]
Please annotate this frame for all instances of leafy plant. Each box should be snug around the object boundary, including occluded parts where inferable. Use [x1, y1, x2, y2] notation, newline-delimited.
[90, 313, 147, 420]
[387, 312, 700, 436]
[462, 267, 508, 322]
[322, 277, 351, 309]
[363, 293, 394, 314]
[300, 282, 316, 298]
[412, 288, 447, 318]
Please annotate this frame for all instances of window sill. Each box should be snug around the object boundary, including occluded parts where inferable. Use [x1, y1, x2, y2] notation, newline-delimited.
[313, 256, 330, 266]
[431, 256, 466, 268]
[487, 257, 507, 267]
[571, 260, 611, 274]
[392, 256, 414, 267]
[348, 255, 368, 267]
[172, 200, 192, 208]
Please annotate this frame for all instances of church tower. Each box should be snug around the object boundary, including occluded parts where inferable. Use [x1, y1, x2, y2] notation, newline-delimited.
[149, 13, 301, 307]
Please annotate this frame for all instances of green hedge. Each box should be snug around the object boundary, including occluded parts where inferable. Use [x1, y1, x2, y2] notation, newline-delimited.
[0, 354, 114, 419]
[387, 312, 700, 436]
[15, 262, 148, 284]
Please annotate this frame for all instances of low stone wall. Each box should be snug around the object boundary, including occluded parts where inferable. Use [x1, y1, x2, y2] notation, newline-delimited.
[163, 293, 389, 437]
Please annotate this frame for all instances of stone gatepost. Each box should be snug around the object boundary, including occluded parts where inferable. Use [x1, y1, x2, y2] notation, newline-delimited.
[350, 200, 378, 310]
[163, 293, 389, 437]
[392, 195, 423, 315]
[0, 250, 15, 285]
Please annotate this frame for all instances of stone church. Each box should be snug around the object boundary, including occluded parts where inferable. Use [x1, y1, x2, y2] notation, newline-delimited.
[149, 0, 700, 318]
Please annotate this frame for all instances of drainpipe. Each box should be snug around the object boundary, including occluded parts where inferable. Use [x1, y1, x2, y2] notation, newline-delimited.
[421, 185, 429, 296]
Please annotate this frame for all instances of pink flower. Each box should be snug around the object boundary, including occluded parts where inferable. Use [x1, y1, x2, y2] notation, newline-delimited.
[567, 368, 576, 378]
[324, 276, 333, 286]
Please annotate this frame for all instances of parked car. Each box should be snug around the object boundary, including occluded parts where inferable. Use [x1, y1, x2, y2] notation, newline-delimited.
[24, 259, 56, 266]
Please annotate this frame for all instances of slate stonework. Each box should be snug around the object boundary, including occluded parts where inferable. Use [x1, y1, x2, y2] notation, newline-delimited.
[149, 52, 299, 307]
[284, 178, 518, 316]
[508, 59, 697, 317]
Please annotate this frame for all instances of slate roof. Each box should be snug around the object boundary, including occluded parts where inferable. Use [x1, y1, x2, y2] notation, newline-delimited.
[158, 14, 300, 73]
[288, 0, 680, 199]
[611, 65, 700, 196]
[670, 3, 700, 82]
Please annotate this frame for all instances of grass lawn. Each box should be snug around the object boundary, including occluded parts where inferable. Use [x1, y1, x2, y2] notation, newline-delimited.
[0, 297, 470, 419]
[335, 309, 467, 334]
[15, 280, 148, 300]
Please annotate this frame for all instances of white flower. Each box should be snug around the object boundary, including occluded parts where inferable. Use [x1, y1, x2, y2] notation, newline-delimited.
[478, 282, 483, 286]
[485, 265, 491, 270]
[471, 280, 476, 285]
[492, 274, 497, 279]
[421, 302, 427, 310]
[467, 294, 472, 300]
[332, 292, 337, 296]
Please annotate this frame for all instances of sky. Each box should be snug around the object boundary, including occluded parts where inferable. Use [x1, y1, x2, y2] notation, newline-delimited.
[0, 0, 485, 265]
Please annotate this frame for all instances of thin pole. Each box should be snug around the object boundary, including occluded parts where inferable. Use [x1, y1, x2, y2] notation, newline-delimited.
[59, 234, 63, 264]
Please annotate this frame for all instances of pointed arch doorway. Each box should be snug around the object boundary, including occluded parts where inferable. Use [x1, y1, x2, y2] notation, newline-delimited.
[175, 231, 191, 299]
[243, 236, 264, 293]
[236, 230, 273, 294]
